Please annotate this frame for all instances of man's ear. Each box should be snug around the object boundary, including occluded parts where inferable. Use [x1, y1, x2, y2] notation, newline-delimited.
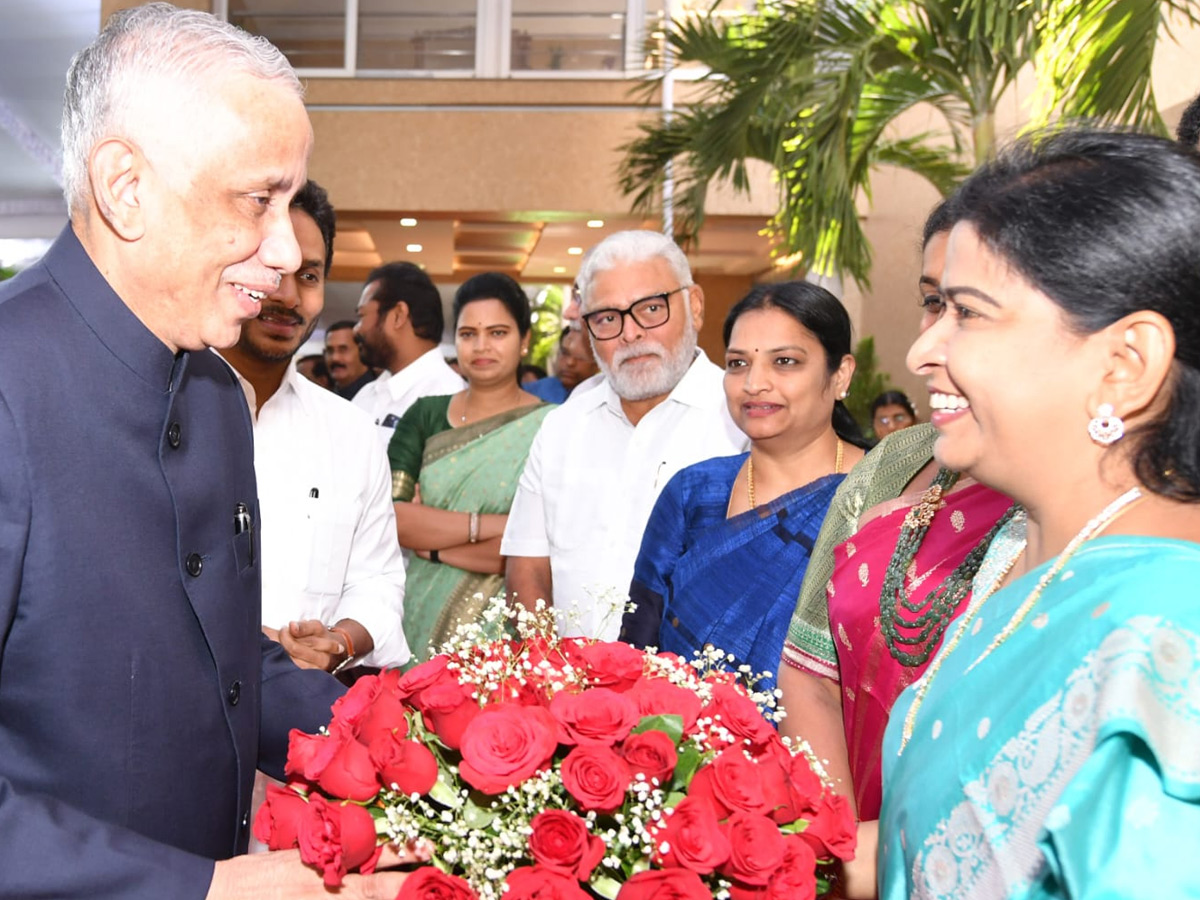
[687, 282, 705, 333]
[387, 300, 410, 332]
[1088, 310, 1175, 423]
[89, 138, 145, 241]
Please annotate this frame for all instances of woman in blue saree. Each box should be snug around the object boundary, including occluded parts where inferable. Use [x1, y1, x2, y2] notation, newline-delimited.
[620, 282, 868, 691]
[878, 128, 1200, 899]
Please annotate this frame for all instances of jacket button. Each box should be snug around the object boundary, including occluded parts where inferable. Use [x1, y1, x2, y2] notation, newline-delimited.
[670, 616, 680, 628]
[167, 422, 182, 449]
[185, 553, 203, 577]
[227, 680, 241, 706]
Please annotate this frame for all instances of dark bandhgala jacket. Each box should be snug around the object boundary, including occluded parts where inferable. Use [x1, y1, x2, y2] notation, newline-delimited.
[0, 227, 344, 898]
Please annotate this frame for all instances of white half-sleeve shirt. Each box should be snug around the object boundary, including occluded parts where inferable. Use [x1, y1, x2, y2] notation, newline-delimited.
[352, 347, 464, 447]
[227, 359, 410, 669]
[501, 350, 747, 641]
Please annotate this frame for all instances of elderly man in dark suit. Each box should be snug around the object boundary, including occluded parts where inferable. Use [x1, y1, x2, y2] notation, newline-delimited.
[0, 5, 415, 897]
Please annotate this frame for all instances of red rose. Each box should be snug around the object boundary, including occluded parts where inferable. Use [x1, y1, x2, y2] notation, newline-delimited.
[765, 836, 817, 900]
[626, 676, 702, 733]
[550, 688, 639, 746]
[799, 792, 857, 862]
[285, 725, 380, 802]
[658, 795, 730, 874]
[559, 745, 631, 813]
[504, 865, 592, 900]
[251, 783, 308, 850]
[296, 795, 381, 887]
[688, 746, 768, 818]
[719, 811, 787, 886]
[396, 656, 455, 702]
[756, 743, 822, 824]
[528, 810, 605, 880]
[397, 867, 478, 900]
[458, 704, 558, 794]
[616, 868, 711, 900]
[701, 683, 777, 749]
[369, 732, 439, 797]
[618, 729, 677, 786]
[332, 675, 412, 746]
[420, 678, 482, 750]
[572, 641, 646, 693]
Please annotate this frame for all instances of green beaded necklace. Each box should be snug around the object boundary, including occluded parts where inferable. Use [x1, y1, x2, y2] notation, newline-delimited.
[878, 467, 1020, 667]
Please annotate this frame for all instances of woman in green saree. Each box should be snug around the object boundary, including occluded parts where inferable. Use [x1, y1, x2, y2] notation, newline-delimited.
[388, 272, 552, 662]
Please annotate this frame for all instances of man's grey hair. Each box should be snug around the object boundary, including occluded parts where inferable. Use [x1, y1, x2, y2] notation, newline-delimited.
[576, 230, 693, 310]
[61, 2, 302, 216]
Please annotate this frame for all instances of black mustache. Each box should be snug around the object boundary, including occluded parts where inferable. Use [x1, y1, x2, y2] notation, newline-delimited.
[256, 304, 304, 327]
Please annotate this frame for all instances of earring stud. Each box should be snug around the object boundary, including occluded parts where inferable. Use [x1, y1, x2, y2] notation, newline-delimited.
[1088, 403, 1125, 445]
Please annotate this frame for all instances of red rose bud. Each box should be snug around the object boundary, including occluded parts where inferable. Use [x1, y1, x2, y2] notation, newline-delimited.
[688, 746, 769, 818]
[297, 795, 381, 888]
[397, 867, 478, 900]
[799, 792, 857, 862]
[616, 868, 712, 900]
[549, 688, 639, 746]
[626, 676, 702, 733]
[420, 678, 481, 750]
[251, 783, 308, 850]
[572, 640, 646, 693]
[504, 865, 592, 900]
[719, 811, 787, 886]
[765, 836, 817, 900]
[315, 730, 381, 802]
[700, 683, 777, 749]
[330, 674, 382, 730]
[657, 794, 730, 874]
[618, 729, 678, 785]
[559, 745, 632, 813]
[395, 656, 454, 704]
[458, 704, 558, 795]
[335, 676, 412, 747]
[528, 809, 606, 881]
[369, 732, 439, 796]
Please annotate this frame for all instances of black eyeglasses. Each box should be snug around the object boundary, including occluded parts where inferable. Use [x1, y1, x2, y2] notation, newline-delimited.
[582, 285, 690, 341]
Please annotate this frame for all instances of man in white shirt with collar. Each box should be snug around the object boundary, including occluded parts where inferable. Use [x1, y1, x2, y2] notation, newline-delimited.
[502, 230, 747, 640]
[352, 261, 464, 444]
[220, 180, 409, 673]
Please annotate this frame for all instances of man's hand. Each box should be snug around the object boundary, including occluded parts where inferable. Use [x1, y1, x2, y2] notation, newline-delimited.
[273, 619, 347, 672]
[208, 841, 431, 899]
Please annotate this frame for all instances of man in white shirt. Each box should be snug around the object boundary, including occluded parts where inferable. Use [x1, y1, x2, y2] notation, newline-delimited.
[502, 230, 747, 640]
[352, 261, 464, 445]
[219, 180, 409, 672]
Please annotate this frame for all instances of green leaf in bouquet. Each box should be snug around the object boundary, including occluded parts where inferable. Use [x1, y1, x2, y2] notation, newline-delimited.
[590, 874, 623, 899]
[428, 771, 463, 808]
[461, 798, 497, 830]
[631, 713, 684, 745]
[670, 745, 705, 790]
[780, 816, 811, 834]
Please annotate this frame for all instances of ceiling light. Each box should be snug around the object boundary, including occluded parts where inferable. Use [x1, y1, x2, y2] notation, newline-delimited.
[567, 246, 583, 255]
[586, 219, 604, 228]
[400, 217, 418, 227]
[553, 266, 567, 274]
[406, 243, 423, 253]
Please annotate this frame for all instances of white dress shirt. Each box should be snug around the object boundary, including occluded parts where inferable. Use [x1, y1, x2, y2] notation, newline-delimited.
[501, 351, 747, 640]
[352, 347, 464, 446]
[228, 359, 410, 669]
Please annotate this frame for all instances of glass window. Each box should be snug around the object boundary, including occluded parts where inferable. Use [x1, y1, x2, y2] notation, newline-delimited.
[357, 0, 477, 72]
[510, 0, 627, 73]
[228, 0, 346, 71]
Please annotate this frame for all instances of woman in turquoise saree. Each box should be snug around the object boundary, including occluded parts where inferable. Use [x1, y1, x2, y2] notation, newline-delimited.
[878, 129, 1200, 899]
[389, 273, 551, 663]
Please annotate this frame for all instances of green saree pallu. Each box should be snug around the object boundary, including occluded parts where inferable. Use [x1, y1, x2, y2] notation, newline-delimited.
[391, 398, 552, 663]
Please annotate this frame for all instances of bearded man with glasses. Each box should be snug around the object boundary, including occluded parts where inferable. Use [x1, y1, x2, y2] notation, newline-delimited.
[502, 230, 747, 640]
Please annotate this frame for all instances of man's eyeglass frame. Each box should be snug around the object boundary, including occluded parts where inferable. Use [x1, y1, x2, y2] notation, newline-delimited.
[581, 284, 692, 341]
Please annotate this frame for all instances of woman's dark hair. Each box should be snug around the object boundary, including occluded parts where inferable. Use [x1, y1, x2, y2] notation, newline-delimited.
[945, 126, 1200, 501]
[453, 272, 532, 337]
[723, 281, 869, 449]
[871, 390, 916, 420]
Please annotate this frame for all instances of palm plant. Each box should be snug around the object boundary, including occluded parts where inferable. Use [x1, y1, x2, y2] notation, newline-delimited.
[620, 0, 1198, 286]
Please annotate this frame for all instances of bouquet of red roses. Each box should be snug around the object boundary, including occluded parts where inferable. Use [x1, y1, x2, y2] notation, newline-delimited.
[256, 602, 856, 899]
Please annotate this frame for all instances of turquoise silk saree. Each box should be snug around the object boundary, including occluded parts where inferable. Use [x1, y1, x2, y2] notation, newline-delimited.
[880, 536, 1200, 900]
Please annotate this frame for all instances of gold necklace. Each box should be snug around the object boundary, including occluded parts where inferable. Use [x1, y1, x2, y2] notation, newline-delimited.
[897, 486, 1144, 754]
[459, 390, 471, 424]
[746, 439, 844, 509]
